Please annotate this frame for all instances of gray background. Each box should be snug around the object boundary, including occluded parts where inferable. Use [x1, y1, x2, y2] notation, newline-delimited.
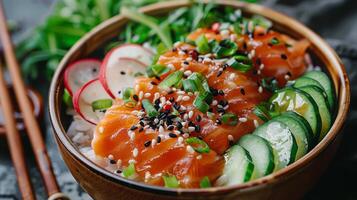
[0, 0, 356, 199]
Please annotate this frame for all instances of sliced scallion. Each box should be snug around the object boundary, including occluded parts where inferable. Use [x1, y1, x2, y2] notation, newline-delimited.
[123, 163, 136, 178]
[122, 87, 137, 107]
[195, 34, 211, 54]
[163, 175, 179, 188]
[142, 99, 159, 117]
[193, 91, 213, 113]
[146, 64, 170, 77]
[182, 79, 199, 92]
[270, 37, 280, 45]
[213, 39, 238, 58]
[158, 71, 183, 90]
[221, 113, 238, 126]
[226, 55, 252, 72]
[187, 72, 210, 93]
[63, 89, 72, 108]
[185, 137, 210, 153]
[200, 176, 211, 188]
[91, 99, 113, 111]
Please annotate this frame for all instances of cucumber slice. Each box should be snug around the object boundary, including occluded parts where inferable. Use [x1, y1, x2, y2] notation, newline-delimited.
[217, 145, 255, 186]
[253, 120, 298, 168]
[273, 113, 311, 160]
[293, 77, 324, 92]
[299, 86, 331, 141]
[269, 88, 321, 141]
[238, 134, 275, 178]
[303, 71, 335, 112]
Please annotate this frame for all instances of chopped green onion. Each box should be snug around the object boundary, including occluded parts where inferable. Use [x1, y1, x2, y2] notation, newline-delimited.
[182, 79, 199, 92]
[123, 163, 136, 178]
[146, 64, 170, 78]
[152, 43, 169, 64]
[163, 175, 179, 188]
[63, 89, 72, 108]
[187, 72, 210, 93]
[226, 55, 252, 72]
[142, 99, 159, 117]
[195, 35, 211, 54]
[233, 22, 243, 36]
[213, 39, 238, 58]
[261, 78, 279, 92]
[134, 72, 144, 77]
[159, 71, 183, 90]
[91, 99, 113, 111]
[221, 113, 238, 126]
[199, 91, 213, 104]
[185, 137, 210, 153]
[122, 87, 136, 108]
[193, 96, 210, 113]
[270, 37, 280, 45]
[252, 15, 272, 30]
[200, 176, 211, 188]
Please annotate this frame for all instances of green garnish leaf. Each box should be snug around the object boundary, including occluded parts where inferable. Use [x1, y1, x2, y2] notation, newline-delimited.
[221, 113, 238, 126]
[91, 99, 113, 112]
[270, 37, 280, 45]
[63, 89, 73, 108]
[142, 99, 159, 117]
[252, 15, 272, 30]
[253, 103, 271, 122]
[159, 71, 183, 90]
[163, 175, 179, 188]
[185, 137, 210, 153]
[261, 78, 279, 92]
[200, 176, 211, 188]
[122, 87, 137, 108]
[146, 64, 170, 78]
[213, 39, 238, 58]
[182, 79, 199, 92]
[195, 35, 211, 54]
[123, 163, 136, 178]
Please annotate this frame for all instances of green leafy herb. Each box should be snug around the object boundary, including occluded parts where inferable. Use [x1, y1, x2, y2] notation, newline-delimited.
[163, 175, 179, 188]
[213, 39, 238, 58]
[221, 113, 238, 126]
[159, 71, 183, 90]
[226, 55, 253, 72]
[62, 89, 72, 108]
[270, 37, 280, 45]
[200, 176, 211, 188]
[261, 78, 279, 92]
[91, 99, 113, 111]
[146, 64, 170, 77]
[195, 34, 211, 54]
[142, 99, 159, 117]
[123, 87, 137, 107]
[185, 137, 210, 153]
[123, 163, 136, 178]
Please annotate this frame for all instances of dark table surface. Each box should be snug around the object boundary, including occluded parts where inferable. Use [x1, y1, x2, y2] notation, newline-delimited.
[0, 0, 357, 199]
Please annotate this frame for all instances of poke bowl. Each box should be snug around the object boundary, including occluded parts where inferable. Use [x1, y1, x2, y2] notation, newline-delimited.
[49, 1, 350, 200]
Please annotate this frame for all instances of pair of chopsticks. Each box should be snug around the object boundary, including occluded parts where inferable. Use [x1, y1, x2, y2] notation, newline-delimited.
[0, 2, 67, 200]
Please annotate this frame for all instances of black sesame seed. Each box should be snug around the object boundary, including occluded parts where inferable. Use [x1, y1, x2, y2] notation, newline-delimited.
[196, 115, 202, 122]
[155, 76, 161, 81]
[229, 140, 235, 146]
[218, 90, 225, 96]
[157, 136, 162, 143]
[169, 133, 177, 138]
[177, 122, 183, 129]
[243, 42, 247, 50]
[217, 70, 223, 77]
[168, 115, 177, 120]
[110, 159, 116, 164]
[223, 63, 229, 70]
[188, 121, 195, 127]
[130, 125, 138, 131]
[287, 71, 292, 76]
[169, 97, 175, 102]
[255, 58, 262, 66]
[144, 140, 152, 147]
[217, 108, 225, 113]
[197, 136, 203, 140]
[150, 81, 158, 85]
[219, 100, 228, 106]
[154, 99, 160, 105]
[172, 47, 177, 52]
[139, 121, 145, 126]
[183, 61, 189, 65]
[168, 90, 174, 94]
[120, 71, 126, 75]
[240, 88, 246, 95]
[210, 87, 218, 96]
[133, 95, 139, 101]
[195, 125, 201, 132]
[118, 90, 121, 95]
[173, 103, 180, 110]
[208, 108, 213, 112]
[281, 54, 288, 60]
[139, 127, 144, 132]
[167, 125, 175, 130]
[115, 169, 122, 174]
[92, 68, 97, 73]
[216, 119, 222, 125]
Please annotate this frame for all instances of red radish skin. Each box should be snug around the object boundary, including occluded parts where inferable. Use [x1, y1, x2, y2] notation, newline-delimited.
[73, 78, 112, 125]
[100, 56, 147, 98]
[64, 58, 101, 96]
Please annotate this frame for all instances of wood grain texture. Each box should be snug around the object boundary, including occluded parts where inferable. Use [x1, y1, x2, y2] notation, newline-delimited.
[49, 0, 350, 199]
[0, 0, 61, 198]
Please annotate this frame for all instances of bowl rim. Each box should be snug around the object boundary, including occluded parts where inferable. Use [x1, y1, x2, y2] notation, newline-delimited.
[49, 0, 350, 196]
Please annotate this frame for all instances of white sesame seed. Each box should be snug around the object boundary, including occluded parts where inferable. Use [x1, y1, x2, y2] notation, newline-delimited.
[211, 100, 218, 106]
[180, 105, 187, 111]
[188, 126, 195, 132]
[186, 145, 195, 154]
[182, 96, 190, 101]
[259, 64, 265, 70]
[284, 74, 290, 80]
[188, 111, 194, 118]
[254, 120, 259, 128]
[116, 159, 122, 167]
[220, 30, 229, 37]
[196, 155, 202, 160]
[177, 137, 184, 145]
[194, 91, 199, 96]
[258, 86, 263, 93]
[154, 118, 159, 124]
[230, 34, 237, 41]
[98, 126, 104, 134]
[160, 97, 166, 104]
[181, 122, 187, 127]
[224, 105, 229, 110]
[176, 95, 183, 102]
[174, 130, 181, 135]
[108, 154, 114, 160]
[257, 70, 261, 75]
[228, 73, 236, 81]
[177, 90, 185, 95]
[145, 171, 151, 181]
[228, 135, 234, 141]
[151, 139, 157, 147]
[239, 117, 247, 122]
[144, 93, 151, 98]
[128, 159, 136, 164]
[203, 57, 212, 63]
[184, 113, 189, 120]
[183, 133, 190, 138]
[154, 92, 160, 100]
[133, 148, 138, 157]
[187, 92, 193, 96]
[186, 57, 193, 61]
[128, 131, 135, 141]
[139, 91, 144, 100]
[184, 70, 192, 76]
[174, 41, 182, 47]
[135, 85, 140, 92]
[167, 63, 175, 69]
[159, 126, 164, 133]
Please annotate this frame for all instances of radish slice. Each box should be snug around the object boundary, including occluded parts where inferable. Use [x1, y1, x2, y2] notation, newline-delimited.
[105, 44, 153, 66]
[64, 59, 101, 96]
[100, 57, 146, 98]
[73, 79, 113, 125]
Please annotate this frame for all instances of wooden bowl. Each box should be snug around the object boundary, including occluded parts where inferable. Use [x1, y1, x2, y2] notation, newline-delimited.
[49, 1, 350, 199]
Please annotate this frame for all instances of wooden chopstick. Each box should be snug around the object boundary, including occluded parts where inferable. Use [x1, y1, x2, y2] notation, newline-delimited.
[0, 1, 67, 199]
[0, 65, 35, 200]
